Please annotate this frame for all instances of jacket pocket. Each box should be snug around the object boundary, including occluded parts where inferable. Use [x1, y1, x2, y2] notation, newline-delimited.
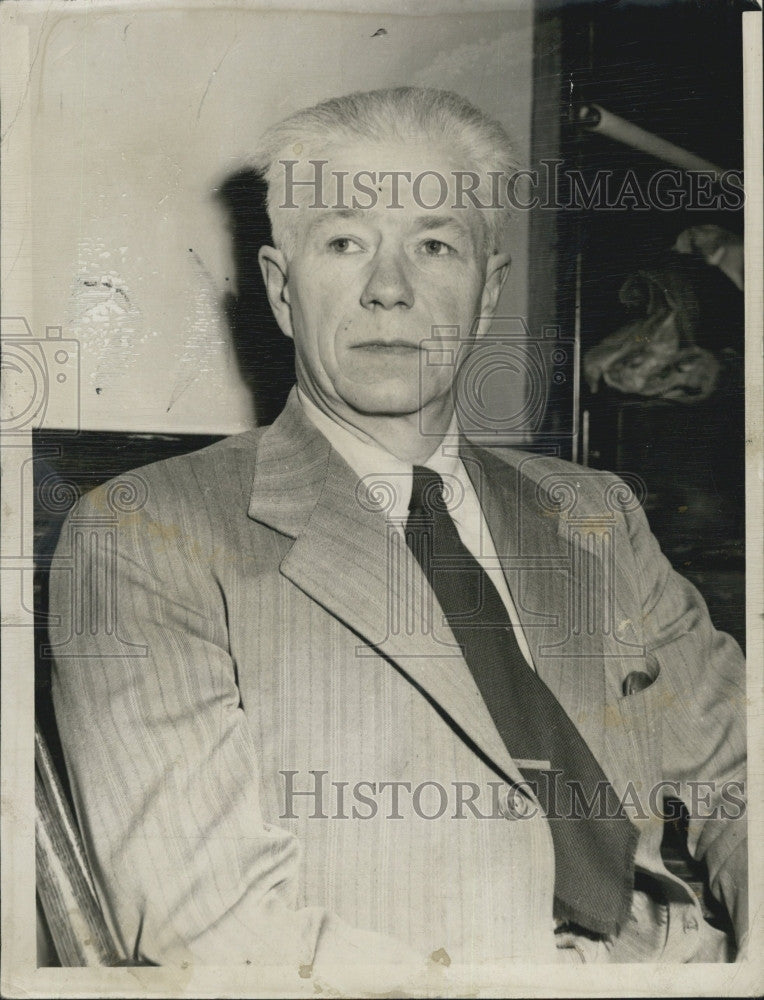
[620, 651, 661, 698]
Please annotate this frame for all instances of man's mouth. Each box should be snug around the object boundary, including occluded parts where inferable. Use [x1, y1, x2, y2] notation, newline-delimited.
[351, 339, 422, 353]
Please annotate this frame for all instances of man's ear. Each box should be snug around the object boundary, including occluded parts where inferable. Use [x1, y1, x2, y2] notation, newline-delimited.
[479, 250, 512, 320]
[471, 251, 511, 342]
[258, 245, 294, 340]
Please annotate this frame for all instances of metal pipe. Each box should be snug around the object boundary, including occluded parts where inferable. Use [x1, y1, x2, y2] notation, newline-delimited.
[577, 103, 726, 175]
[572, 250, 583, 465]
[582, 408, 590, 468]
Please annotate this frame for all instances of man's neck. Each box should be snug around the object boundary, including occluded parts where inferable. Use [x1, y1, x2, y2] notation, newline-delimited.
[297, 385, 455, 465]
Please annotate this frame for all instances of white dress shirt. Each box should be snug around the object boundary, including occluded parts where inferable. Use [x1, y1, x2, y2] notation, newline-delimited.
[297, 388, 536, 670]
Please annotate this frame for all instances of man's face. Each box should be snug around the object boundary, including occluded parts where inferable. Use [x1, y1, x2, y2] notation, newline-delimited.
[259, 139, 510, 422]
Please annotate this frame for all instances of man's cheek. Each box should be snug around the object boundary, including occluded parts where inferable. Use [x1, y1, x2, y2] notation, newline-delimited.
[423, 287, 478, 332]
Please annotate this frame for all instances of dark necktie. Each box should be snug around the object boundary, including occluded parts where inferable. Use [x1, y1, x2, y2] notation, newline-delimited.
[405, 466, 638, 937]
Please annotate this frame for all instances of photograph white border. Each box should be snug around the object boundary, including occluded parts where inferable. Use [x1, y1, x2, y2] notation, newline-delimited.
[2, 2, 761, 996]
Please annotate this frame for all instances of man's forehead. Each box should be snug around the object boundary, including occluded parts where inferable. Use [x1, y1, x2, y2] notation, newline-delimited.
[306, 206, 477, 234]
[275, 135, 485, 202]
[274, 149, 495, 246]
[320, 135, 462, 170]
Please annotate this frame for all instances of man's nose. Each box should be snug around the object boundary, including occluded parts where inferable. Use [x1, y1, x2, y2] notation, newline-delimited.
[360, 249, 415, 310]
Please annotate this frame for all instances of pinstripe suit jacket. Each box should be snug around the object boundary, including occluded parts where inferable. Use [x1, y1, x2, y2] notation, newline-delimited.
[49, 387, 747, 981]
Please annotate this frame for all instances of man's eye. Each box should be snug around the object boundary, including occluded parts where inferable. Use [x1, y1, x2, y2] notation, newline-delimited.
[422, 239, 453, 256]
[328, 237, 363, 254]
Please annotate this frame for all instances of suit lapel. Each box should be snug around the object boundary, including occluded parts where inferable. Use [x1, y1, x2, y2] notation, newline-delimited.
[248, 392, 528, 786]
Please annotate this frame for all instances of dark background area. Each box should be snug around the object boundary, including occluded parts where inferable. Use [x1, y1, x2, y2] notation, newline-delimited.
[216, 172, 295, 426]
[536, 0, 748, 650]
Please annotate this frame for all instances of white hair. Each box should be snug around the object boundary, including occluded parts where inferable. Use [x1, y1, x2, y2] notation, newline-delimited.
[251, 86, 519, 258]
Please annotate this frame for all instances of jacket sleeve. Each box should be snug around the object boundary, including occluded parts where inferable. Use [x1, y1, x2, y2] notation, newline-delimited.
[624, 499, 748, 948]
[48, 486, 427, 990]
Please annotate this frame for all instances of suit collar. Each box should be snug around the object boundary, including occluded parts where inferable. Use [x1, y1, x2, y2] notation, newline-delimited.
[248, 388, 549, 542]
[247, 387, 333, 537]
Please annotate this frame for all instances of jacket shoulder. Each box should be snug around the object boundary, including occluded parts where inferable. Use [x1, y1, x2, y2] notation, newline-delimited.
[69, 427, 266, 522]
[467, 443, 641, 519]
[468, 442, 621, 485]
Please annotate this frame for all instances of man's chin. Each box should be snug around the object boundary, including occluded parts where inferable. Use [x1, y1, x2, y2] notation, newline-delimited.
[336, 380, 429, 417]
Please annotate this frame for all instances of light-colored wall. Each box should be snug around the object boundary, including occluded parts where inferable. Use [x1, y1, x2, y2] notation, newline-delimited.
[14, 2, 534, 433]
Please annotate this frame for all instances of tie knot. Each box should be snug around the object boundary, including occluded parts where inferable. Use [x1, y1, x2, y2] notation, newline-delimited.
[409, 466, 447, 515]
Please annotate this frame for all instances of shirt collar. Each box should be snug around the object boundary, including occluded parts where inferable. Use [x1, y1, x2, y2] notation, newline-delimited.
[296, 387, 465, 523]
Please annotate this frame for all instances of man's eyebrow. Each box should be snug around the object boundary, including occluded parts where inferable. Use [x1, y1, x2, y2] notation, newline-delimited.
[414, 214, 471, 234]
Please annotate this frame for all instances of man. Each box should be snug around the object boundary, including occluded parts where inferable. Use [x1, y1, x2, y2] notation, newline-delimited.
[49, 87, 747, 988]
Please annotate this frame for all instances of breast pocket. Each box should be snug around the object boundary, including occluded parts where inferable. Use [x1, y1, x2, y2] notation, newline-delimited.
[620, 651, 661, 698]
